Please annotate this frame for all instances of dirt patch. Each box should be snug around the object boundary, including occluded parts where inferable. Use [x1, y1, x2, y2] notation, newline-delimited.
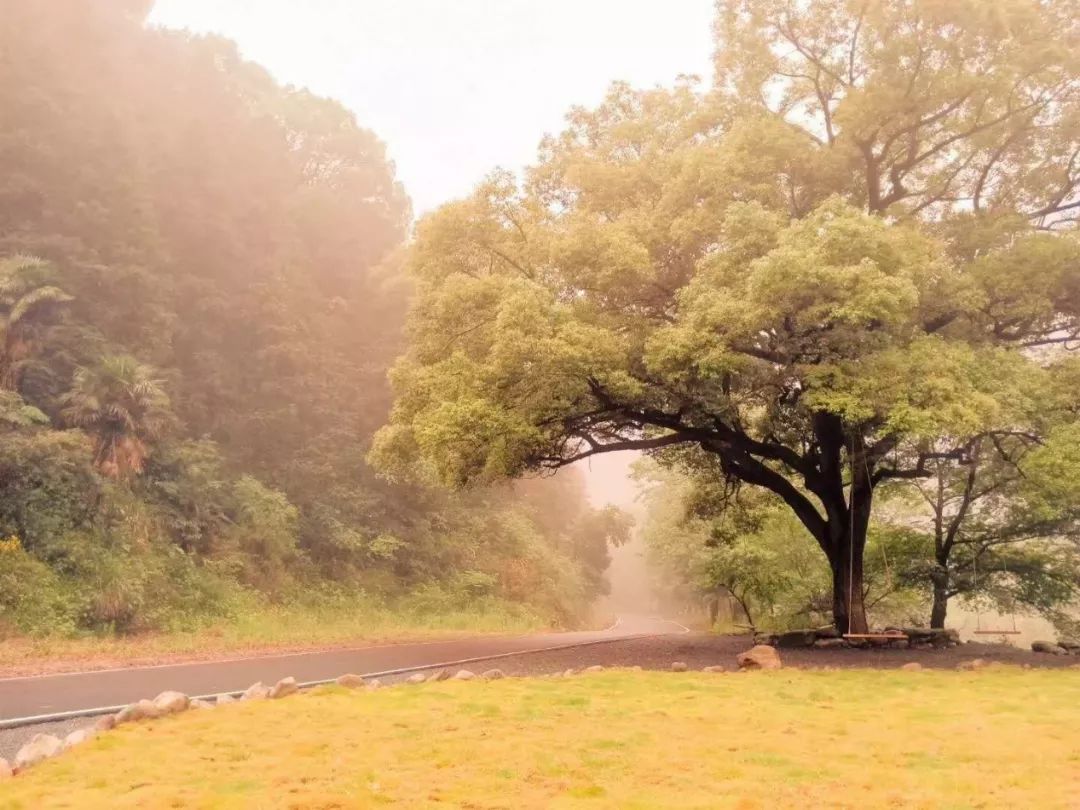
[450, 633, 1079, 675]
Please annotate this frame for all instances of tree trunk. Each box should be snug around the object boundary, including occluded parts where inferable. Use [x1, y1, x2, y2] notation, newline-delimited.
[830, 531, 869, 635]
[930, 567, 949, 629]
[829, 465, 872, 635]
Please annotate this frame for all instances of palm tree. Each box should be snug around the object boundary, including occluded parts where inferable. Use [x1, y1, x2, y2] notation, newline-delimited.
[0, 255, 73, 391]
[61, 355, 172, 478]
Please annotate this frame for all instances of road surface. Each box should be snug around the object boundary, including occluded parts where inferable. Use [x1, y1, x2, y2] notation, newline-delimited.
[0, 615, 684, 725]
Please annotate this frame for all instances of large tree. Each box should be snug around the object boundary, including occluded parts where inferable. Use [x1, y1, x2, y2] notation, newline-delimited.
[375, 0, 1080, 634]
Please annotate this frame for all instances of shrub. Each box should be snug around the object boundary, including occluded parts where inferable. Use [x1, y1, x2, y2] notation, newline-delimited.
[0, 536, 78, 637]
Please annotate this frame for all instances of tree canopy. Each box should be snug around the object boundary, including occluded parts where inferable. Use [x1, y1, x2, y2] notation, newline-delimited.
[375, 0, 1080, 633]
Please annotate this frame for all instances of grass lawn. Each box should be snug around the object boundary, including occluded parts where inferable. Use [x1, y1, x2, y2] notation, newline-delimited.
[0, 606, 545, 677]
[3, 668, 1078, 808]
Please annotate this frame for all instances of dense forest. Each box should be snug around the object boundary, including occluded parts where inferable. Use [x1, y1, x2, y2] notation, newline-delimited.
[0, 1, 627, 639]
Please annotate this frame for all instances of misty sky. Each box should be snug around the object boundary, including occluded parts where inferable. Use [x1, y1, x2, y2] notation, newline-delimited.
[147, 1, 712, 515]
[149, 0, 714, 216]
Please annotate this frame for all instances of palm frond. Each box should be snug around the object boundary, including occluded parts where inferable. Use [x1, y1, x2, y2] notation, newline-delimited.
[6, 286, 74, 326]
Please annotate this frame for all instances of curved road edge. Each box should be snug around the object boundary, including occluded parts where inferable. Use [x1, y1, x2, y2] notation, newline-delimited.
[0, 614, 688, 730]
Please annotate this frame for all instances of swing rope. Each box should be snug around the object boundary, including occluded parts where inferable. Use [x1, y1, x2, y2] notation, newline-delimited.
[848, 436, 854, 637]
[972, 546, 1020, 636]
[843, 433, 904, 641]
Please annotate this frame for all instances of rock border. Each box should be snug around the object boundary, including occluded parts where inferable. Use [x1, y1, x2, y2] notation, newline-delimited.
[15, 641, 1063, 779]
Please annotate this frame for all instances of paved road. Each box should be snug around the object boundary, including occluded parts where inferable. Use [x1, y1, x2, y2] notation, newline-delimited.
[0, 615, 684, 724]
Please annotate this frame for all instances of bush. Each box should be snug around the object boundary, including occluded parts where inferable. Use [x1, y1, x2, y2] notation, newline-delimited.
[0, 536, 78, 637]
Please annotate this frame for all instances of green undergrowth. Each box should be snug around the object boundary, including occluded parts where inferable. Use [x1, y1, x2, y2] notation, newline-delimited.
[3, 668, 1078, 808]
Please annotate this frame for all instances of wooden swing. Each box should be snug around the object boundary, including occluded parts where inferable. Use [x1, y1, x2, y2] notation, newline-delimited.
[971, 552, 1021, 636]
[842, 438, 906, 642]
[843, 544, 906, 640]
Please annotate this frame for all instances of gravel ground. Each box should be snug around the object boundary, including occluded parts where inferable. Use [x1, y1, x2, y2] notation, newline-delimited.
[4, 632, 1074, 762]
[462, 632, 1079, 675]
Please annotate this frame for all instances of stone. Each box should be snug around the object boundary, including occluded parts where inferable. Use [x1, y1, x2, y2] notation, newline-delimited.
[702, 665, 726, 673]
[1032, 640, 1069, 655]
[0, 758, 11, 780]
[405, 673, 427, 685]
[753, 633, 779, 647]
[94, 714, 116, 732]
[671, 661, 688, 672]
[335, 673, 365, 688]
[115, 699, 162, 725]
[815, 626, 842, 639]
[1059, 640, 1080, 653]
[269, 676, 299, 699]
[561, 668, 577, 677]
[452, 669, 476, 681]
[152, 690, 190, 715]
[14, 734, 63, 770]
[900, 662, 923, 672]
[957, 658, 988, 671]
[190, 699, 215, 710]
[584, 665, 604, 673]
[216, 693, 237, 706]
[736, 645, 782, 671]
[482, 668, 506, 680]
[241, 682, 270, 701]
[814, 638, 846, 649]
[427, 669, 452, 682]
[366, 678, 383, 690]
[63, 729, 95, 749]
[778, 630, 818, 648]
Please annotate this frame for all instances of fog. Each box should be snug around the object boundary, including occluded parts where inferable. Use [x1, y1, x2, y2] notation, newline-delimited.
[575, 453, 656, 616]
[149, 0, 714, 215]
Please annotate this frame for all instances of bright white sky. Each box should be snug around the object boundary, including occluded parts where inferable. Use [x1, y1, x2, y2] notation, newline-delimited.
[149, 0, 714, 216]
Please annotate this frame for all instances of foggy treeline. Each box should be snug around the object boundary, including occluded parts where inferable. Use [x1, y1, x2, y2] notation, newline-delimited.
[0, 2, 626, 638]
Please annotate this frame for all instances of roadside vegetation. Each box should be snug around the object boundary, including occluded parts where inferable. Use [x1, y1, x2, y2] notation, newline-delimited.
[4, 669, 1079, 808]
[0, 4, 628, 655]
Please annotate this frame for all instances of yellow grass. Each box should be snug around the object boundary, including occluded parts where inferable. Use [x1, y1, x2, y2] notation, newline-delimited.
[3, 668, 1079, 808]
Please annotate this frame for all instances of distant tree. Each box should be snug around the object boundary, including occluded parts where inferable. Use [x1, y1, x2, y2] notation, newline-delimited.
[61, 356, 171, 478]
[882, 425, 1080, 630]
[0, 256, 72, 392]
[374, 0, 1080, 634]
[513, 470, 633, 597]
